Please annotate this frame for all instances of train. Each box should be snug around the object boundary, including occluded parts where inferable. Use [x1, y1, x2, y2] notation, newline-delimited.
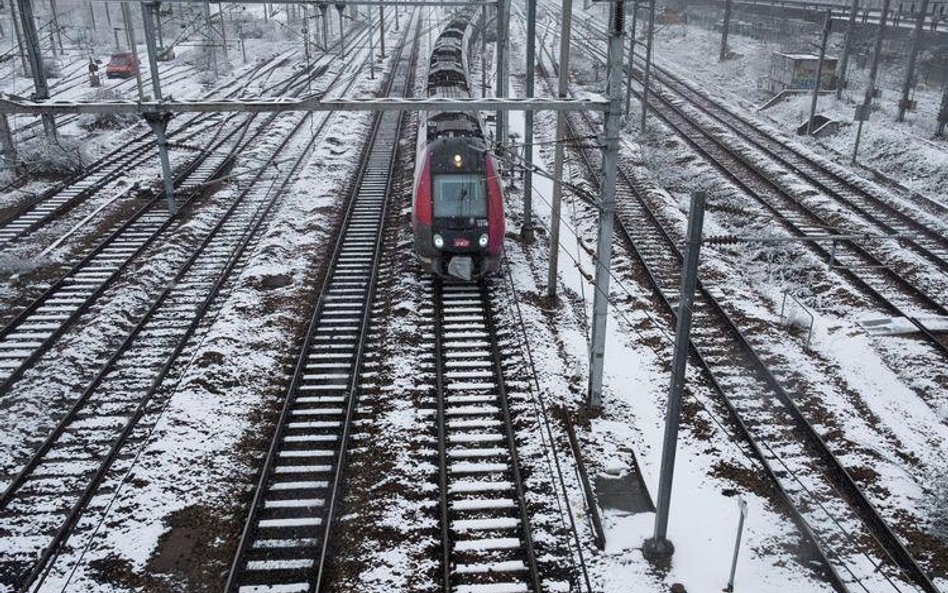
[411, 13, 505, 281]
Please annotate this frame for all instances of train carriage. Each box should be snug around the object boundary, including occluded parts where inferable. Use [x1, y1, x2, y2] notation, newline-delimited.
[412, 14, 505, 280]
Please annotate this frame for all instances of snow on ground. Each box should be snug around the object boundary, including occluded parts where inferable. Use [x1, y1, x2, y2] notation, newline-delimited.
[24, 22, 397, 592]
[2, 3, 946, 592]
[502, 22, 840, 593]
[644, 13, 948, 204]
[511, 3, 948, 590]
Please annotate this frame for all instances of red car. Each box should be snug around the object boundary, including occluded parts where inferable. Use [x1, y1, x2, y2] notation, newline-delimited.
[105, 52, 139, 78]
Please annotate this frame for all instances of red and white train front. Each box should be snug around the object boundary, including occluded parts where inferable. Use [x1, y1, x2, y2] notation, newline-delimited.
[412, 135, 505, 280]
[411, 13, 505, 281]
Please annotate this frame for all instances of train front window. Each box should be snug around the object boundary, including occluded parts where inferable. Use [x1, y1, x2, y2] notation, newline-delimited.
[433, 174, 486, 220]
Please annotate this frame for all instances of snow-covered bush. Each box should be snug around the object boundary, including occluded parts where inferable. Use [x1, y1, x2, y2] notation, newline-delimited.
[78, 88, 140, 130]
[18, 136, 90, 178]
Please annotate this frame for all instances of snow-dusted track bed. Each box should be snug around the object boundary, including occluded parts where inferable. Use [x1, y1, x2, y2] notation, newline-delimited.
[650, 64, 948, 267]
[0, 33, 377, 393]
[432, 279, 542, 593]
[0, 54, 294, 246]
[225, 19, 413, 593]
[560, 12, 948, 361]
[12, 62, 197, 144]
[532, 33, 939, 593]
[0, 25, 384, 590]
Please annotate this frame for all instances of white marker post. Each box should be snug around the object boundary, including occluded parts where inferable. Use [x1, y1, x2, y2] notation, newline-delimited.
[724, 498, 748, 592]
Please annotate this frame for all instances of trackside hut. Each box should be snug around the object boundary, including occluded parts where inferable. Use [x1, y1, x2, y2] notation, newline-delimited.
[768, 52, 838, 95]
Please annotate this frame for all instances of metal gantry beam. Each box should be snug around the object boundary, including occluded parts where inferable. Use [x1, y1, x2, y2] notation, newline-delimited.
[96, 0, 499, 5]
[0, 96, 610, 115]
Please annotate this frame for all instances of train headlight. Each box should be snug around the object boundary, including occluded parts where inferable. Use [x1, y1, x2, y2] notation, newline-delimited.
[478, 233, 489, 248]
[433, 234, 444, 249]
[453, 154, 463, 168]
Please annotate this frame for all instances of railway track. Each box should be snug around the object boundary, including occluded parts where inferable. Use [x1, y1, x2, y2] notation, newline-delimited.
[560, 9, 948, 358]
[532, 21, 941, 593]
[0, 29, 381, 391]
[652, 64, 948, 256]
[224, 15, 414, 593]
[642, 65, 948, 283]
[0, 19, 390, 591]
[432, 279, 543, 593]
[0, 52, 296, 246]
[11, 61, 197, 143]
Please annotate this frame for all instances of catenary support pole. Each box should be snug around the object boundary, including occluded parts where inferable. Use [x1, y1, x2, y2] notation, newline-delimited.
[88, 0, 98, 38]
[320, 3, 329, 47]
[807, 10, 832, 135]
[719, 0, 732, 61]
[144, 113, 177, 215]
[898, 0, 928, 121]
[481, 5, 487, 97]
[14, 0, 57, 140]
[837, 0, 858, 99]
[522, 0, 537, 240]
[156, 3, 164, 48]
[0, 113, 16, 172]
[302, 4, 312, 82]
[218, 3, 229, 65]
[641, 0, 656, 132]
[642, 191, 706, 560]
[336, 3, 344, 57]
[546, 0, 573, 300]
[203, 0, 219, 77]
[587, 0, 625, 411]
[852, 0, 890, 163]
[141, 2, 163, 100]
[121, 1, 145, 100]
[495, 0, 509, 153]
[51, 0, 64, 53]
[106, 2, 121, 49]
[368, 8, 375, 78]
[625, 0, 638, 117]
[140, 4, 177, 216]
[9, 0, 29, 77]
[378, 6, 384, 56]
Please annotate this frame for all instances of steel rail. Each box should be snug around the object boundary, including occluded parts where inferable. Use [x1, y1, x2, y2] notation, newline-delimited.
[650, 64, 948, 271]
[534, 29, 939, 593]
[224, 13, 415, 592]
[0, 51, 299, 243]
[431, 278, 543, 593]
[0, 32, 373, 393]
[564, 13, 948, 358]
[0, 29, 381, 589]
[566, 12, 948, 355]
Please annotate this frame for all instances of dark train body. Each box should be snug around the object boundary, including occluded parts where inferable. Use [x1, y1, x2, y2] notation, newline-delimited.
[412, 14, 505, 280]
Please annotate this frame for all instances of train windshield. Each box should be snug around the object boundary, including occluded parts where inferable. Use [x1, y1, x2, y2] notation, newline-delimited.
[433, 174, 487, 219]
